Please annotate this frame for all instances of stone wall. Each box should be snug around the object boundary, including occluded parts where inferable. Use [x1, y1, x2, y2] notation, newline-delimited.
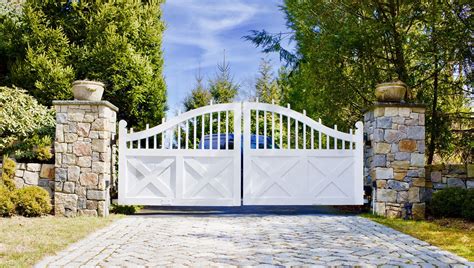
[364, 103, 427, 219]
[53, 100, 117, 217]
[0, 162, 55, 202]
[426, 164, 474, 191]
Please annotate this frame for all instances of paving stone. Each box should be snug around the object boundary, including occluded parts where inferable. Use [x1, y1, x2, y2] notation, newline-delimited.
[35, 215, 472, 267]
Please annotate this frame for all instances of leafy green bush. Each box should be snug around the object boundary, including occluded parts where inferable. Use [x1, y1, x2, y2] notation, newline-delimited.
[110, 203, 143, 215]
[429, 188, 472, 218]
[0, 86, 55, 161]
[0, 185, 15, 217]
[462, 189, 474, 221]
[1, 155, 16, 191]
[12, 186, 51, 217]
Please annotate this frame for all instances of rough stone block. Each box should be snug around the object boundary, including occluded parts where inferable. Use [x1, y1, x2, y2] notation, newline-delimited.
[374, 107, 384, 117]
[407, 126, 425, 140]
[408, 187, 420, 202]
[411, 177, 426, 187]
[23, 171, 39, 185]
[55, 168, 67, 182]
[387, 180, 409, 190]
[56, 113, 67, 124]
[92, 139, 108, 153]
[92, 162, 107, 174]
[397, 191, 408, 203]
[376, 117, 392, 129]
[447, 178, 465, 188]
[80, 173, 98, 187]
[399, 108, 411, 117]
[15, 169, 24, 177]
[375, 167, 394, 180]
[384, 107, 398, 116]
[65, 133, 78, 143]
[73, 141, 92, 157]
[27, 163, 41, 172]
[63, 181, 75, 193]
[430, 171, 442, 183]
[394, 152, 410, 161]
[375, 202, 386, 216]
[63, 154, 77, 165]
[374, 143, 391, 154]
[87, 190, 106, 201]
[394, 172, 406, 181]
[77, 123, 91, 137]
[372, 155, 386, 167]
[67, 166, 80, 182]
[376, 180, 386, 188]
[399, 140, 417, 152]
[87, 200, 98, 210]
[410, 153, 425, 167]
[68, 112, 85, 122]
[384, 130, 405, 143]
[77, 156, 92, 167]
[91, 118, 109, 131]
[391, 161, 410, 169]
[40, 164, 55, 179]
[377, 189, 397, 202]
[54, 193, 78, 217]
[54, 142, 67, 153]
[14, 177, 24, 188]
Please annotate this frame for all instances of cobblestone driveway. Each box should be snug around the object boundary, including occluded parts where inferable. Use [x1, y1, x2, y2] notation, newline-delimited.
[37, 215, 472, 267]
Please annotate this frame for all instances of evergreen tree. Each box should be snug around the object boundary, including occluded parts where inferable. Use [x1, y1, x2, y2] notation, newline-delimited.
[255, 58, 281, 104]
[183, 69, 212, 112]
[209, 52, 239, 103]
[246, 0, 472, 163]
[0, 1, 167, 129]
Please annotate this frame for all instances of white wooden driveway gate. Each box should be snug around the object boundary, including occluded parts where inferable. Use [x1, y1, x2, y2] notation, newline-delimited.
[118, 102, 363, 206]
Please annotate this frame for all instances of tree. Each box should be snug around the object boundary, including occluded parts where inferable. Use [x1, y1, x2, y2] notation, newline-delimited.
[255, 58, 281, 104]
[246, 0, 472, 163]
[0, 1, 167, 129]
[208, 52, 239, 104]
[183, 70, 212, 112]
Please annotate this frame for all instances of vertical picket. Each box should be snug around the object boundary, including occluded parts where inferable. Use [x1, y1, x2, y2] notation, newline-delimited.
[226, 110, 229, 150]
[185, 120, 189, 150]
[287, 104, 291, 149]
[264, 110, 267, 149]
[145, 124, 149, 149]
[334, 125, 338, 150]
[217, 111, 221, 150]
[210, 112, 213, 149]
[303, 110, 306, 150]
[161, 118, 165, 149]
[279, 113, 283, 149]
[201, 114, 205, 150]
[318, 118, 322, 150]
[193, 116, 197, 149]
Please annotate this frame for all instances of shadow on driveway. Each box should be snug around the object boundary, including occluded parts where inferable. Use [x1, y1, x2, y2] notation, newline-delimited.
[135, 205, 360, 217]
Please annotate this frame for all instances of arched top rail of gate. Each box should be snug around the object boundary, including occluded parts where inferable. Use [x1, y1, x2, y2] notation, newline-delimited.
[244, 102, 362, 144]
[119, 102, 241, 150]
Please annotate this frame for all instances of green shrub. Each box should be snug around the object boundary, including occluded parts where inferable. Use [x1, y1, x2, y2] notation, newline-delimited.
[110, 204, 143, 215]
[0, 86, 55, 161]
[429, 188, 472, 219]
[12, 186, 51, 217]
[462, 189, 474, 221]
[1, 155, 16, 191]
[0, 185, 15, 217]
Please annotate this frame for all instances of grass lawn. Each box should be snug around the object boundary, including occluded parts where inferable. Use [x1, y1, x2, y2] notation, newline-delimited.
[363, 214, 473, 261]
[0, 215, 123, 268]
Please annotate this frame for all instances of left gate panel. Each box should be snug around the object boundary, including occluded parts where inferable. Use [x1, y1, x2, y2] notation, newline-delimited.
[118, 103, 241, 206]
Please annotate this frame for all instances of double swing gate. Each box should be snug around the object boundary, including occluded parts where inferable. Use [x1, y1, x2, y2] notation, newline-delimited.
[118, 102, 364, 206]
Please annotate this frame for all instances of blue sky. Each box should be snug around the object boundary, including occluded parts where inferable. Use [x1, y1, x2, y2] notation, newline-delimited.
[162, 0, 290, 113]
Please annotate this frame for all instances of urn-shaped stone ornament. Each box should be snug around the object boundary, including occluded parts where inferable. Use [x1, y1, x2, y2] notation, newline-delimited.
[72, 80, 105, 101]
[375, 81, 407, 102]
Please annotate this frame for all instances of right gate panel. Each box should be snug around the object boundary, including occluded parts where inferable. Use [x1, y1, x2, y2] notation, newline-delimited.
[242, 102, 364, 205]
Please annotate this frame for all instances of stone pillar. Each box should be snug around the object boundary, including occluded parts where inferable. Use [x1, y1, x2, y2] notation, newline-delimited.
[53, 101, 118, 217]
[364, 103, 426, 219]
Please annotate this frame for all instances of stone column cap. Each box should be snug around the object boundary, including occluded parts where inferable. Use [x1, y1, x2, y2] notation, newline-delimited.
[363, 102, 426, 113]
[53, 100, 119, 112]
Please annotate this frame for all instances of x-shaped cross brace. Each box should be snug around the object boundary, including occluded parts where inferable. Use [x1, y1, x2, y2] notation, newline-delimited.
[185, 158, 233, 198]
[250, 158, 299, 197]
[308, 158, 353, 197]
[127, 158, 174, 197]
